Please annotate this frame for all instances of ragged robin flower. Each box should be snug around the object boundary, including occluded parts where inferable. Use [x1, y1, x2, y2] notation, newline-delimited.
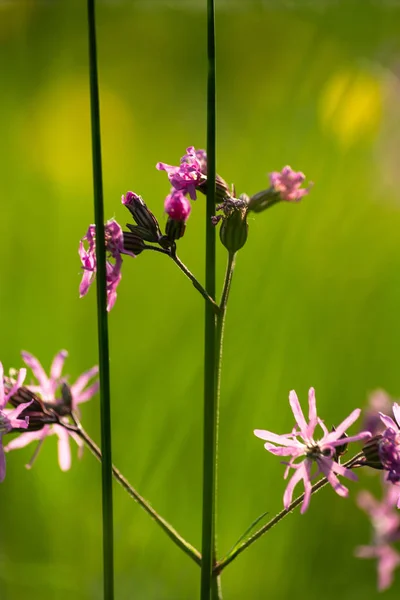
[248, 166, 312, 213]
[5, 350, 99, 471]
[79, 218, 135, 311]
[254, 388, 371, 513]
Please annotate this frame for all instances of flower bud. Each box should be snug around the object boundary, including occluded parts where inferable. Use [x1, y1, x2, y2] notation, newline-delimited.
[164, 191, 191, 243]
[197, 174, 231, 203]
[247, 187, 281, 213]
[219, 198, 248, 253]
[122, 191, 162, 242]
[123, 230, 146, 255]
[248, 166, 312, 213]
[361, 435, 385, 470]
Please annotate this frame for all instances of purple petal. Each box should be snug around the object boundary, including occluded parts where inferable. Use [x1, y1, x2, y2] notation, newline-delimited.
[0, 441, 6, 482]
[306, 387, 318, 437]
[3, 367, 27, 404]
[70, 365, 99, 396]
[318, 456, 350, 497]
[392, 403, 400, 428]
[73, 381, 99, 404]
[301, 461, 313, 514]
[4, 427, 50, 451]
[0, 363, 5, 409]
[50, 350, 68, 380]
[263, 443, 305, 457]
[288, 390, 308, 437]
[324, 408, 362, 443]
[327, 431, 371, 447]
[21, 352, 49, 389]
[254, 429, 303, 448]
[56, 426, 71, 471]
[7, 401, 33, 428]
[380, 413, 399, 432]
[283, 461, 308, 511]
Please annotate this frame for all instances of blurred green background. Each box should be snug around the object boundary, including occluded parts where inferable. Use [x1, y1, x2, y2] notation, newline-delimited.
[1, 0, 400, 598]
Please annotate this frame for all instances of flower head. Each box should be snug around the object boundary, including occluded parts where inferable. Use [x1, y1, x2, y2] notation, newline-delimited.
[5, 350, 99, 471]
[0, 363, 31, 481]
[269, 166, 312, 202]
[378, 404, 400, 498]
[254, 388, 371, 513]
[355, 484, 400, 590]
[156, 146, 206, 200]
[79, 219, 134, 311]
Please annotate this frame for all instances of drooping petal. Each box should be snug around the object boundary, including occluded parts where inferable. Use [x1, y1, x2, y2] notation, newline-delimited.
[317, 456, 350, 497]
[301, 460, 313, 514]
[6, 401, 33, 428]
[263, 443, 305, 457]
[4, 427, 50, 451]
[283, 462, 310, 511]
[56, 426, 71, 471]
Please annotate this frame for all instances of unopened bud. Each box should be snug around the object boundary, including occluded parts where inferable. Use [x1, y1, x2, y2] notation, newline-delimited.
[165, 218, 186, 242]
[247, 188, 281, 213]
[197, 174, 231, 202]
[219, 199, 248, 253]
[123, 230, 146, 255]
[361, 435, 384, 470]
[122, 191, 162, 242]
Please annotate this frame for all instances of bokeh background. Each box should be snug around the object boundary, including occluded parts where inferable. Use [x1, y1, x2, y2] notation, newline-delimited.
[1, 0, 400, 598]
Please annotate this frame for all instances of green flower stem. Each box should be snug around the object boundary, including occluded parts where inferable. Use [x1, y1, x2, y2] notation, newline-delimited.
[70, 418, 202, 566]
[201, 0, 217, 595]
[214, 452, 366, 575]
[87, 1, 114, 597]
[144, 246, 219, 313]
[170, 252, 220, 314]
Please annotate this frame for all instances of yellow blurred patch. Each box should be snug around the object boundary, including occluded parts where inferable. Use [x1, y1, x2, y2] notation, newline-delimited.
[319, 70, 382, 147]
[19, 78, 133, 188]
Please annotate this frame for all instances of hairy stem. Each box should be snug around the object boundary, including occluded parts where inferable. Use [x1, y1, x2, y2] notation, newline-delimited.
[71, 418, 202, 566]
[87, 1, 114, 597]
[215, 452, 365, 574]
[171, 251, 219, 314]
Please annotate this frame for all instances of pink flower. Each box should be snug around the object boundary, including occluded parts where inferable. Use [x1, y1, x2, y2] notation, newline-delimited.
[156, 146, 206, 200]
[5, 350, 99, 471]
[164, 191, 191, 222]
[355, 485, 400, 590]
[254, 388, 371, 513]
[79, 219, 134, 311]
[0, 363, 31, 481]
[269, 166, 312, 202]
[363, 389, 394, 436]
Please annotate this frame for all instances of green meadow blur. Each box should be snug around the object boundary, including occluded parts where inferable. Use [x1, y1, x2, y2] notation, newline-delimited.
[1, 0, 400, 598]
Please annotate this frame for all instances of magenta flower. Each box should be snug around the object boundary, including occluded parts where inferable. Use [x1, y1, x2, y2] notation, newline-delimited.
[0, 363, 31, 481]
[5, 350, 99, 471]
[79, 218, 134, 311]
[379, 404, 400, 498]
[156, 146, 206, 200]
[254, 388, 371, 513]
[164, 191, 191, 222]
[269, 166, 312, 202]
[355, 485, 400, 590]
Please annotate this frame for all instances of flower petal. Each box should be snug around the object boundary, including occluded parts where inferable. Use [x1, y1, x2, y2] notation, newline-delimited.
[0, 441, 6, 482]
[288, 390, 308, 438]
[21, 352, 49, 389]
[254, 429, 303, 448]
[50, 350, 68, 380]
[56, 427, 71, 471]
[392, 403, 400, 428]
[324, 408, 362, 442]
[380, 413, 399, 432]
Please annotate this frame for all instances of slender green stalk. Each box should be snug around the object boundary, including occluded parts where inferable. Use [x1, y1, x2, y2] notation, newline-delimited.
[87, 1, 114, 597]
[214, 452, 365, 575]
[171, 252, 220, 313]
[70, 418, 202, 566]
[145, 246, 219, 312]
[200, 0, 217, 597]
